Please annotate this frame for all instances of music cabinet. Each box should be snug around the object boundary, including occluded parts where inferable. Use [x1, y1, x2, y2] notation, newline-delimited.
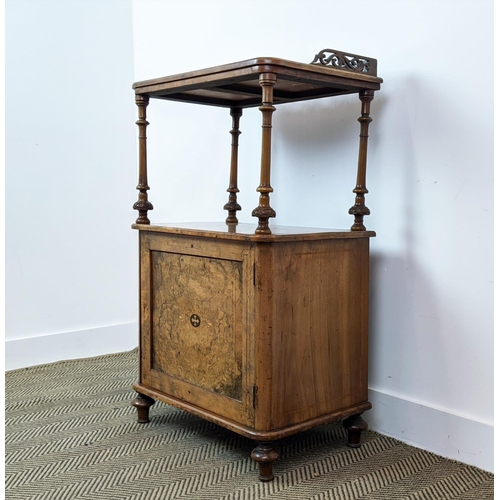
[130, 49, 383, 481]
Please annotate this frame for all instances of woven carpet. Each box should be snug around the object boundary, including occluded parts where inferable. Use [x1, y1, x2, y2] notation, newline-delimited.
[5, 350, 493, 500]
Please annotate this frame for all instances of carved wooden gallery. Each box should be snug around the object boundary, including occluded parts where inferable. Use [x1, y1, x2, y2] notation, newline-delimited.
[130, 49, 383, 481]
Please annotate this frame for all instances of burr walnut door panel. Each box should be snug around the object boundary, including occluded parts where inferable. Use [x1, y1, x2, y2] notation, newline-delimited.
[139, 232, 255, 427]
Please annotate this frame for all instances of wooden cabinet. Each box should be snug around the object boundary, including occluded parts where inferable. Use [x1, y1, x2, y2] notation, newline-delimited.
[130, 49, 382, 481]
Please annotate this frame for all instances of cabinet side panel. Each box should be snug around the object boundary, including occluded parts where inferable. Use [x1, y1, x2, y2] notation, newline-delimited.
[271, 238, 370, 428]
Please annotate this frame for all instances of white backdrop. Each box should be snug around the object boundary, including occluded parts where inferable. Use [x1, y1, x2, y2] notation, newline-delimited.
[5, 0, 493, 472]
[5, 0, 138, 362]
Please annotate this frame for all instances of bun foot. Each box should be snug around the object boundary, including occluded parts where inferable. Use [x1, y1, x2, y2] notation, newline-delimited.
[131, 392, 155, 423]
[250, 441, 279, 481]
[342, 413, 368, 448]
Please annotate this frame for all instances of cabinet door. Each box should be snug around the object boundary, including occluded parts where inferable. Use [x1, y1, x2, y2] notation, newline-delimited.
[139, 232, 255, 427]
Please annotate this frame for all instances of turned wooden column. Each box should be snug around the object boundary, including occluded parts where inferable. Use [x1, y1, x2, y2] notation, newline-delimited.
[131, 392, 156, 423]
[342, 413, 368, 448]
[250, 441, 279, 482]
[252, 73, 277, 235]
[223, 107, 243, 225]
[349, 89, 374, 231]
[133, 95, 154, 224]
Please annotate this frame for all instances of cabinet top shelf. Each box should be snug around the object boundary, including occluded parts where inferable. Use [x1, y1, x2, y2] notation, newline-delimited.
[132, 50, 383, 109]
[132, 222, 376, 242]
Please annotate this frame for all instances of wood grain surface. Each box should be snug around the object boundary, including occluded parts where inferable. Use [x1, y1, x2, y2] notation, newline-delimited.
[138, 230, 371, 434]
[267, 238, 369, 429]
[132, 57, 382, 109]
[150, 251, 243, 400]
[139, 231, 255, 426]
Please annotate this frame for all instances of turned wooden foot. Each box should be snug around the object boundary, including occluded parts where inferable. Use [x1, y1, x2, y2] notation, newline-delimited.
[250, 441, 279, 482]
[342, 413, 368, 448]
[131, 392, 155, 423]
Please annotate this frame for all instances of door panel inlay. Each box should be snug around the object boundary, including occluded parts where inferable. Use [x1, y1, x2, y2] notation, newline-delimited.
[151, 251, 243, 401]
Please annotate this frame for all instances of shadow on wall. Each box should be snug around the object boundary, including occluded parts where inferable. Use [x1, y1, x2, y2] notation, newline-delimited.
[369, 253, 441, 393]
[274, 93, 360, 152]
[269, 91, 384, 229]
[367, 76, 454, 406]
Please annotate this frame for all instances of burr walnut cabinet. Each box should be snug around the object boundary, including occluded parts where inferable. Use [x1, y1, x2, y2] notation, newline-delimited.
[130, 49, 382, 481]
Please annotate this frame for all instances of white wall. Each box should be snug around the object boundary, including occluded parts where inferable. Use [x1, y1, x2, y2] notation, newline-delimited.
[5, 0, 138, 364]
[5, 0, 493, 473]
[131, 0, 493, 471]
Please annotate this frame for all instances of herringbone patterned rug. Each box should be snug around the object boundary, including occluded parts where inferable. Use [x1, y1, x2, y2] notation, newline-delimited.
[5, 350, 493, 499]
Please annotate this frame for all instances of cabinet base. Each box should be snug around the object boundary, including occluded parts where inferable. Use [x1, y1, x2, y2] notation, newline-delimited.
[132, 383, 371, 481]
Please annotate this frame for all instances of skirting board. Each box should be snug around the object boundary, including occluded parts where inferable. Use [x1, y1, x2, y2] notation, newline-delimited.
[365, 387, 493, 473]
[5, 323, 138, 371]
